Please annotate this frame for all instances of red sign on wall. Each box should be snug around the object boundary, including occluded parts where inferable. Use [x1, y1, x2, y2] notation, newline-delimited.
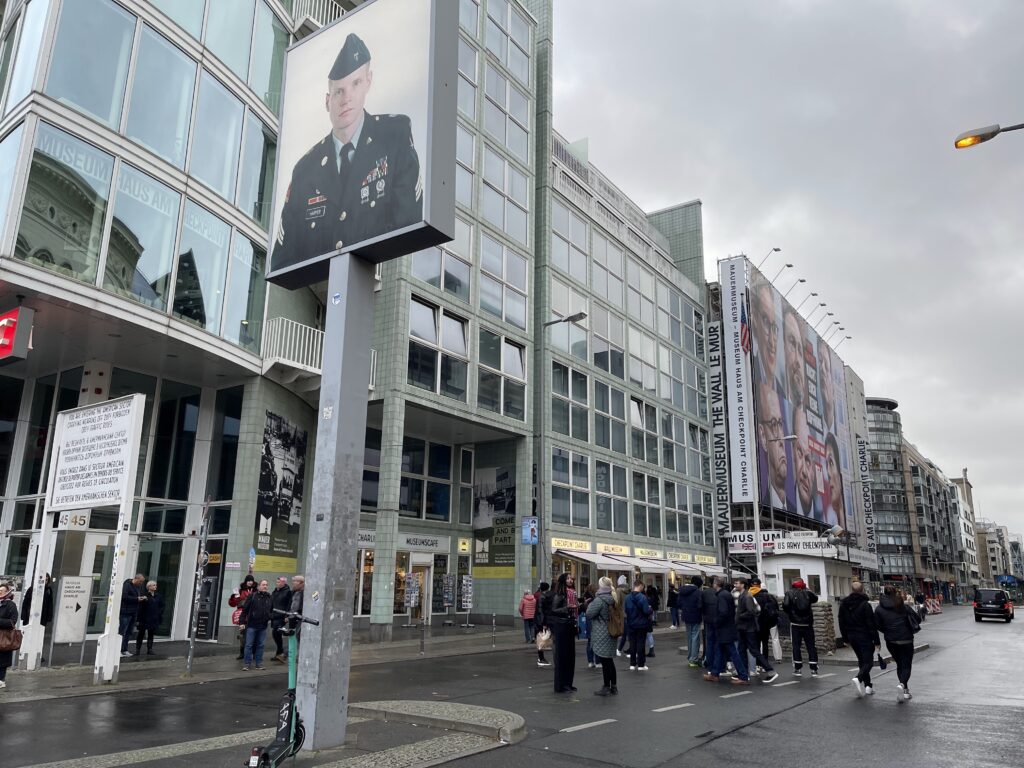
[0, 307, 34, 365]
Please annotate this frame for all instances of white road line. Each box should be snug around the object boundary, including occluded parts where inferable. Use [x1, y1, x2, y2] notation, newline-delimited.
[560, 718, 617, 733]
[848, 667, 860, 672]
[773, 680, 800, 687]
[652, 703, 695, 712]
[816, 673, 837, 678]
[720, 690, 752, 698]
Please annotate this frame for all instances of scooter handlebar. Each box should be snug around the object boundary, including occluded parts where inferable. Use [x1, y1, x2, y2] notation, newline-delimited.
[272, 608, 320, 626]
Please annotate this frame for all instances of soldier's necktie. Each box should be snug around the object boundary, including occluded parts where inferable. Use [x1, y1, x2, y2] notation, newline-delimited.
[339, 142, 354, 178]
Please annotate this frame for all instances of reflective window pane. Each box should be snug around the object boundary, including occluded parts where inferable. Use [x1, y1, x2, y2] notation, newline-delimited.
[126, 27, 196, 169]
[250, 2, 288, 113]
[504, 379, 525, 420]
[16, 124, 113, 284]
[222, 234, 266, 352]
[150, 0, 205, 39]
[5, 0, 49, 113]
[191, 72, 244, 199]
[173, 200, 230, 332]
[0, 125, 25, 241]
[104, 165, 180, 310]
[440, 355, 467, 401]
[237, 112, 276, 227]
[477, 369, 501, 413]
[480, 274, 502, 318]
[502, 340, 524, 379]
[147, 380, 201, 500]
[407, 340, 436, 391]
[479, 328, 501, 369]
[412, 247, 441, 287]
[409, 297, 437, 344]
[47, 0, 134, 126]
[206, 0, 255, 79]
[458, 76, 476, 118]
[444, 256, 470, 301]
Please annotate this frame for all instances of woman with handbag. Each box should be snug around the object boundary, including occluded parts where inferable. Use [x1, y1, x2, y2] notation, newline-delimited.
[586, 577, 619, 696]
[548, 573, 576, 693]
[0, 583, 21, 690]
[534, 582, 551, 667]
[875, 585, 920, 703]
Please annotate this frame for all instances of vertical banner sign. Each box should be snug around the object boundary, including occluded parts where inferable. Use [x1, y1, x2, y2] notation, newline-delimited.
[28, 395, 145, 680]
[254, 411, 308, 572]
[707, 321, 732, 536]
[719, 258, 754, 502]
[473, 467, 516, 576]
[857, 438, 879, 568]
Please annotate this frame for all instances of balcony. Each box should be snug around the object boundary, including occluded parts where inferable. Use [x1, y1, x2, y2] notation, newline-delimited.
[290, 0, 354, 38]
[261, 316, 376, 404]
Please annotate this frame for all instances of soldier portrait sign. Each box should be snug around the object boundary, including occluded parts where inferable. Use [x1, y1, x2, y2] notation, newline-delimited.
[267, 0, 457, 288]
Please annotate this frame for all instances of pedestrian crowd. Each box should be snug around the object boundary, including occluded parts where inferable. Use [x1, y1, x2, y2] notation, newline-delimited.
[231, 573, 305, 671]
[527, 574, 921, 704]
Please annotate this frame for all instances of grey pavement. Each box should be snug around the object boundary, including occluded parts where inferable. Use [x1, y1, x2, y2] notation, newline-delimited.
[3, 607, 1022, 767]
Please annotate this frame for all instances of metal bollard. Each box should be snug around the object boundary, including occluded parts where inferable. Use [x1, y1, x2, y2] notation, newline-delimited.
[420, 620, 426, 656]
[491, 613, 496, 648]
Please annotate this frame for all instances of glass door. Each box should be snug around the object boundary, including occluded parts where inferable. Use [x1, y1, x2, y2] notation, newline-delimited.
[137, 538, 183, 636]
[81, 533, 114, 635]
[411, 564, 431, 623]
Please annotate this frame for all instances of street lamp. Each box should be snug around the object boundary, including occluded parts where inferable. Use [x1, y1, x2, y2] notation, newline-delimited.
[543, 311, 587, 327]
[750, 433, 797, 579]
[834, 335, 852, 350]
[755, 246, 781, 270]
[953, 121, 1024, 149]
[794, 291, 818, 312]
[770, 262, 793, 283]
[814, 312, 835, 332]
[824, 325, 845, 343]
[783, 278, 806, 299]
[806, 302, 828, 323]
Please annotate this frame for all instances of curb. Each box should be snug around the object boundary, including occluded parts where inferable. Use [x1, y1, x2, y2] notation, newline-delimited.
[349, 700, 527, 745]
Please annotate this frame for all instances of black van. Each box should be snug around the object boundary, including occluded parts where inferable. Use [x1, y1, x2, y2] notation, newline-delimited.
[974, 589, 1014, 623]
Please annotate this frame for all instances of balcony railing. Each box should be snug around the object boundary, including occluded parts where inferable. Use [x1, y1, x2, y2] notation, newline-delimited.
[262, 317, 324, 373]
[290, 0, 348, 33]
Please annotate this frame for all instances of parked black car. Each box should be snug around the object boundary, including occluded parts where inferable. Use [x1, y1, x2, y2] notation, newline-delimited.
[974, 588, 1014, 623]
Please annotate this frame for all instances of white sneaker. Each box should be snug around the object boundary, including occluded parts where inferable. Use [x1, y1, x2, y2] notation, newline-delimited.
[811, 669, 820, 678]
[897, 684, 905, 704]
[864, 685, 874, 696]
[121, 651, 132, 658]
[537, 660, 551, 667]
[629, 665, 637, 670]
[852, 678, 864, 697]
[588, 662, 596, 669]
[0, 680, 6, 689]
[639, 666, 649, 671]
[616, 650, 622, 657]
[762, 672, 779, 683]
[903, 688, 913, 701]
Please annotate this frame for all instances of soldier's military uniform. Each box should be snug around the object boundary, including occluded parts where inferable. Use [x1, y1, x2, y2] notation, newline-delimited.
[272, 34, 422, 272]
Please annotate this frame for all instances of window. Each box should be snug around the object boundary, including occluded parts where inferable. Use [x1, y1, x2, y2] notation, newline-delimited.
[630, 397, 659, 465]
[47, 0, 134, 127]
[399, 436, 453, 521]
[458, 74, 476, 119]
[659, 343, 688, 412]
[667, 481, 690, 543]
[362, 428, 381, 509]
[148, 380, 201, 500]
[459, 36, 478, 82]
[151, 0, 205, 39]
[460, 0, 479, 35]
[594, 380, 626, 454]
[549, 277, 588, 361]
[482, 63, 528, 163]
[191, 72, 244, 200]
[684, 301, 706, 361]
[482, 144, 528, 245]
[590, 304, 625, 379]
[629, 325, 657, 396]
[0, 374, 24, 493]
[207, 386, 244, 501]
[684, 421, 711, 482]
[626, 255, 655, 327]
[595, 461, 628, 533]
[250, 2, 288, 114]
[16, 124, 113, 284]
[552, 447, 589, 528]
[485, 0, 530, 85]
[237, 112, 277, 228]
[407, 297, 469, 401]
[0, 125, 19, 246]
[689, 488, 714, 546]
[478, 328, 526, 420]
[551, 362, 587, 441]
[221, 233, 266, 353]
[125, 26, 196, 169]
[104, 165, 181, 310]
[592, 232, 625, 310]
[479, 233, 527, 329]
[206, 0, 255, 79]
[411, 244, 471, 304]
[459, 449, 474, 524]
[551, 198, 588, 283]
[456, 122, 475, 207]
[172, 200, 230, 332]
[5, 0, 49, 114]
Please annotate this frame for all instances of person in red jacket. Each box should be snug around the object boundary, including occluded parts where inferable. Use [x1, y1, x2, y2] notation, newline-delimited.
[519, 589, 537, 643]
[228, 575, 256, 660]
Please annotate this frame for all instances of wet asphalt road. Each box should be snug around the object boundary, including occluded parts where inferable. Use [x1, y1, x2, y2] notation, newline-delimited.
[3, 606, 1022, 767]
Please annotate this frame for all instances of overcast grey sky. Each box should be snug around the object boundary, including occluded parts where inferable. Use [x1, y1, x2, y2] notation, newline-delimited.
[551, 0, 1024, 536]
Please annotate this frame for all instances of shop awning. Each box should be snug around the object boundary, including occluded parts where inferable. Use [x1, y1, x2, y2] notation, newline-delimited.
[555, 550, 630, 570]
[606, 555, 672, 574]
[670, 561, 705, 575]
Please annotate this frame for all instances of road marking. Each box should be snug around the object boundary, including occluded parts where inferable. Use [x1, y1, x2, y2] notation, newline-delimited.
[848, 667, 860, 672]
[560, 718, 617, 733]
[773, 680, 800, 687]
[652, 703, 695, 712]
[816, 673, 837, 678]
[720, 690, 752, 698]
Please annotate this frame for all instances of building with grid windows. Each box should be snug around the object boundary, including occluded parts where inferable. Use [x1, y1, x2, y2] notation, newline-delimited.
[0, 0, 719, 647]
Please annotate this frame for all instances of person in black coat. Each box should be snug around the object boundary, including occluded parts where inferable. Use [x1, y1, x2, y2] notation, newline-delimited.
[270, 576, 293, 663]
[534, 582, 551, 665]
[700, 580, 719, 671]
[119, 574, 146, 656]
[875, 586, 919, 702]
[547, 574, 576, 693]
[838, 581, 880, 696]
[135, 581, 165, 655]
[679, 576, 704, 666]
[703, 576, 750, 684]
[667, 583, 680, 628]
[21, 574, 54, 627]
[0, 583, 19, 689]
[240, 580, 274, 670]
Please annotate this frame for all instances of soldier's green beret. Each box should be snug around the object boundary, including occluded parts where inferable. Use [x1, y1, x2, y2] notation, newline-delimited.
[329, 33, 371, 81]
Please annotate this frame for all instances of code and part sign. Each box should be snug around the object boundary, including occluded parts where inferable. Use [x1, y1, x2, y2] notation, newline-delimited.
[48, 396, 144, 512]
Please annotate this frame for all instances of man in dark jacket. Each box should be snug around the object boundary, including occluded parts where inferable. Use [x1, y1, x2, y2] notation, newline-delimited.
[135, 580, 165, 655]
[119, 574, 146, 657]
[783, 578, 819, 676]
[240, 579, 274, 670]
[679, 576, 704, 666]
[624, 581, 653, 670]
[667, 583, 680, 628]
[270, 576, 293, 663]
[704, 576, 750, 684]
[700, 580, 720, 671]
[645, 582, 661, 627]
[735, 579, 778, 682]
[21, 574, 54, 627]
[839, 581, 881, 696]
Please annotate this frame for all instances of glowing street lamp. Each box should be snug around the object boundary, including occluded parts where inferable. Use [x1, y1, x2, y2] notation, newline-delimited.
[954, 122, 1024, 149]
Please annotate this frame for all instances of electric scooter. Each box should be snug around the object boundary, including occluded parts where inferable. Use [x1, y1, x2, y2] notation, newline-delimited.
[247, 608, 319, 767]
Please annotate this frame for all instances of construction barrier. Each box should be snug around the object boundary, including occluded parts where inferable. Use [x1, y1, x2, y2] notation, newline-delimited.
[925, 598, 942, 614]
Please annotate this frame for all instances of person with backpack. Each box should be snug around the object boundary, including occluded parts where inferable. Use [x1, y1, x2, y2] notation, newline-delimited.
[736, 579, 778, 682]
[838, 581, 881, 697]
[783, 578, 819, 676]
[624, 580, 653, 671]
[679, 575, 703, 667]
[750, 578, 780, 663]
[704, 576, 751, 685]
[586, 576, 621, 696]
[667, 581, 680, 628]
[875, 585, 920, 703]
[700, 577, 720, 672]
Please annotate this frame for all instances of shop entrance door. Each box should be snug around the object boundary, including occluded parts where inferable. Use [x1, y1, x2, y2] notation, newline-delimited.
[410, 564, 431, 623]
[81, 533, 114, 635]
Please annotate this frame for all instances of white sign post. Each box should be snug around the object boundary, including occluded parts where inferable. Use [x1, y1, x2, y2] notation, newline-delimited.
[54, 576, 92, 644]
[23, 395, 146, 681]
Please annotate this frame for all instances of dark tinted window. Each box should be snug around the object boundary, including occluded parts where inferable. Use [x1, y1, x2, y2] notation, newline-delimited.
[976, 589, 1006, 602]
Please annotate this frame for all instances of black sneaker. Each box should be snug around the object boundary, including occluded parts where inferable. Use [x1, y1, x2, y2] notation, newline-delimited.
[762, 672, 779, 683]
[647, 650, 656, 658]
[594, 687, 611, 697]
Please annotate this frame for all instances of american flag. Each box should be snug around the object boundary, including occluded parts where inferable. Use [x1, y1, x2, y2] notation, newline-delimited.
[740, 295, 751, 354]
